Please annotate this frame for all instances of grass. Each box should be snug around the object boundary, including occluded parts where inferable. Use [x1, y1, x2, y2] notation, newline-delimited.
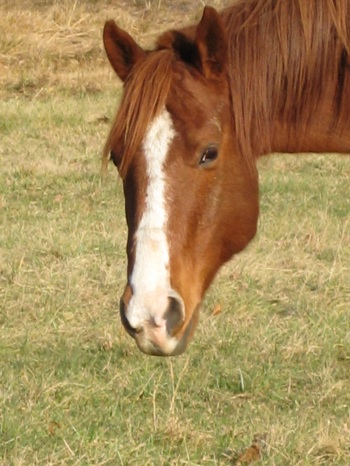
[1, 1, 350, 464]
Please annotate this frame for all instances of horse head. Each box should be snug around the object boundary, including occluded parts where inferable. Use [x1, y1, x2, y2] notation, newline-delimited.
[103, 7, 259, 356]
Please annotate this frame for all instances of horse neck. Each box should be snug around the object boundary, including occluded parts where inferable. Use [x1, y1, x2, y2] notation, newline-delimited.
[222, 1, 350, 158]
[271, 82, 350, 155]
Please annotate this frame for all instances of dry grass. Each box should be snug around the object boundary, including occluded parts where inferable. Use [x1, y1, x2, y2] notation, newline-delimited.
[1, 1, 350, 465]
[0, 0, 230, 98]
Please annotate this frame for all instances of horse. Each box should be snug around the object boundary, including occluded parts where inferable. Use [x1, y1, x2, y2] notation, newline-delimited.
[102, 0, 350, 356]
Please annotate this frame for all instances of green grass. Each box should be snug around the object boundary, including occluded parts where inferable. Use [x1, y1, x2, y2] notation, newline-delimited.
[1, 91, 349, 465]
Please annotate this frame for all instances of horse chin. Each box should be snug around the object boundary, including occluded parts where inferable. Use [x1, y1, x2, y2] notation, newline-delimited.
[134, 303, 201, 357]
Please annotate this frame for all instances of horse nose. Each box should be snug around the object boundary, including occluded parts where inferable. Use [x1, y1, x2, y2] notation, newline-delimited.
[120, 288, 185, 335]
[164, 290, 185, 335]
[119, 287, 186, 355]
[119, 295, 137, 337]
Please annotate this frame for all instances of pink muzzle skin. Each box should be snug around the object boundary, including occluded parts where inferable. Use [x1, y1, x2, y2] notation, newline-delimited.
[120, 291, 200, 356]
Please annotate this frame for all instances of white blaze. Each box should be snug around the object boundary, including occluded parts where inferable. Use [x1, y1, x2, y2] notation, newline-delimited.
[127, 110, 175, 329]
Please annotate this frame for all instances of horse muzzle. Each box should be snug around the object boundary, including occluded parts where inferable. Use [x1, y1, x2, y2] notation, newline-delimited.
[119, 286, 199, 356]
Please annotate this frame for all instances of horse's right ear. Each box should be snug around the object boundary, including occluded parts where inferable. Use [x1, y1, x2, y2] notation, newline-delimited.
[103, 20, 146, 82]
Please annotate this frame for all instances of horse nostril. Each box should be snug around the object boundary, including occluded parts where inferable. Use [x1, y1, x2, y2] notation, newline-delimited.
[164, 291, 185, 336]
[120, 287, 185, 340]
[120, 297, 139, 337]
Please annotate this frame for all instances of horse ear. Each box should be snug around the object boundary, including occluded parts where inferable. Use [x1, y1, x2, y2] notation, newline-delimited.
[103, 20, 146, 82]
[195, 6, 228, 80]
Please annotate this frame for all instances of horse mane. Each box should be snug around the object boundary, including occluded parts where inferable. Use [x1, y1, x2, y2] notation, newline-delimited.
[102, 49, 173, 177]
[224, 0, 350, 158]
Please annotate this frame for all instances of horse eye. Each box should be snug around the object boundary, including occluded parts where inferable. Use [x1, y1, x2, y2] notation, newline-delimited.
[199, 146, 218, 165]
[110, 150, 121, 167]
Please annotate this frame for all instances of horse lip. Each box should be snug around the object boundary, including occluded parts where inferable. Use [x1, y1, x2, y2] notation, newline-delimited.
[134, 303, 201, 356]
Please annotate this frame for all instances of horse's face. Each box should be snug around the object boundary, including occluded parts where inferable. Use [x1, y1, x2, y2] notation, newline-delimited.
[103, 7, 259, 356]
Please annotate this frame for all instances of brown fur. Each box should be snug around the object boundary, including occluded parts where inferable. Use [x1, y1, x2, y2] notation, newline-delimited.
[102, 0, 350, 355]
[223, 0, 350, 159]
[103, 0, 350, 176]
[103, 50, 174, 177]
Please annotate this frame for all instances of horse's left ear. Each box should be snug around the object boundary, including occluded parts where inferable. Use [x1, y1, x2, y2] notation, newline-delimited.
[195, 6, 228, 80]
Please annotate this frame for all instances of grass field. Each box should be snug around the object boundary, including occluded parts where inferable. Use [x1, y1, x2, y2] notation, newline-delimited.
[1, 1, 350, 465]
